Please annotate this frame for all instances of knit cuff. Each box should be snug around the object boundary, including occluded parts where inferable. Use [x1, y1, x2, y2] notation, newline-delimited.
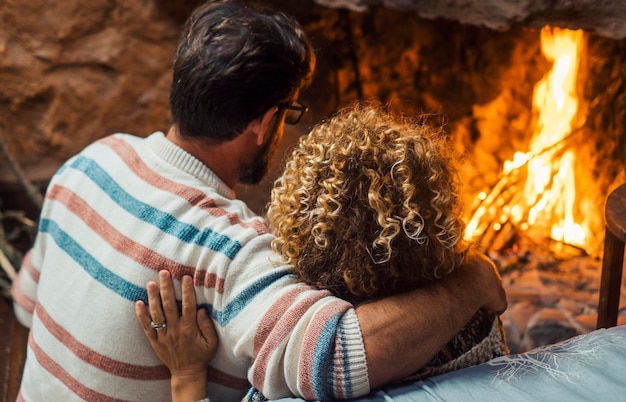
[338, 308, 370, 398]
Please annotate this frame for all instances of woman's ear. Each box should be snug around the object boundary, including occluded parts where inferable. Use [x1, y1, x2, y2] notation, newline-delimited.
[250, 106, 278, 145]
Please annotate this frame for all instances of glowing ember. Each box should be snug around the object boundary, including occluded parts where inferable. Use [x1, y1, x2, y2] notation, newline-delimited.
[465, 27, 589, 251]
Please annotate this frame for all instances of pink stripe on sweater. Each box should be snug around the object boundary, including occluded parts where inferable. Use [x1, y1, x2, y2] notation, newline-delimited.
[27, 332, 129, 402]
[46, 185, 224, 292]
[34, 304, 247, 390]
[36, 304, 170, 380]
[100, 135, 269, 235]
[251, 286, 307, 354]
[251, 286, 333, 392]
[206, 366, 251, 390]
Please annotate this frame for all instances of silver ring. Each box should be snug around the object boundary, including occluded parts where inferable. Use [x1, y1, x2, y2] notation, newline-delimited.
[150, 321, 167, 331]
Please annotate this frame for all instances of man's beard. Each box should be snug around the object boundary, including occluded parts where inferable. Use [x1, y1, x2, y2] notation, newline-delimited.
[239, 121, 281, 185]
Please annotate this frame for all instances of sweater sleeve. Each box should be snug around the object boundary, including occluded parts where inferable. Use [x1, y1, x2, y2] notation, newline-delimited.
[216, 234, 370, 400]
[12, 249, 40, 328]
[12, 159, 68, 329]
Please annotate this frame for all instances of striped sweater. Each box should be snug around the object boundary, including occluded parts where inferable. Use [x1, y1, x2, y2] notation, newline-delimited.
[12, 132, 369, 402]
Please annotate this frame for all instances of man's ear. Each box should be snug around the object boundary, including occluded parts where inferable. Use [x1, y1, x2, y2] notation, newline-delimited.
[249, 106, 278, 145]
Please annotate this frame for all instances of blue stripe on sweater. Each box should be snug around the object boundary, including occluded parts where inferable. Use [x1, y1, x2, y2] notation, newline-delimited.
[69, 156, 241, 260]
[338, 320, 354, 398]
[40, 218, 295, 326]
[40, 219, 148, 302]
[200, 269, 296, 327]
[311, 313, 349, 400]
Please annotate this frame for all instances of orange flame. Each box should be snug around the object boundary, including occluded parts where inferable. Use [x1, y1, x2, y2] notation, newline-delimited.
[465, 27, 588, 250]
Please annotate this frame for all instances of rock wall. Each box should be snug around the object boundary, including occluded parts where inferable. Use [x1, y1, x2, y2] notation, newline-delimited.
[0, 0, 179, 177]
[314, 0, 626, 39]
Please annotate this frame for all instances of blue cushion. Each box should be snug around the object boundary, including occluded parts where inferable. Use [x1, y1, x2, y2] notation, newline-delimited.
[273, 325, 626, 401]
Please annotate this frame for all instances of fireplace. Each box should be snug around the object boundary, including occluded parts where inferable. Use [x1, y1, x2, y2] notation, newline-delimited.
[286, 0, 626, 254]
[1, 0, 625, 355]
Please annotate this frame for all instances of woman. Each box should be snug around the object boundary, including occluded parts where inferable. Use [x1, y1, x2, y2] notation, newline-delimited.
[137, 103, 507, 401]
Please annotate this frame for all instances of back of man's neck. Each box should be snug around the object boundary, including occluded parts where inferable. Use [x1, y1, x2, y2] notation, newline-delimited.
[165, 126, 240, 189]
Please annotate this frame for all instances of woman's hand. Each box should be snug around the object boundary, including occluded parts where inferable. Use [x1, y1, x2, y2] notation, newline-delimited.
[135, 270, 218, 402]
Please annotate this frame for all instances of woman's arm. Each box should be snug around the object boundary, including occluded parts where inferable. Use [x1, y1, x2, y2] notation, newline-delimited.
[135, 271, 218, 402]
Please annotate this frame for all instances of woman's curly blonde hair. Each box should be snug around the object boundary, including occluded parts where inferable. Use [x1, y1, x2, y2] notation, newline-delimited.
[268, 103, 470, 304]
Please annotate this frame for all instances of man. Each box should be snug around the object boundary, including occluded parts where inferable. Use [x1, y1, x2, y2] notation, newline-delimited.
[12, 1, 506, 401]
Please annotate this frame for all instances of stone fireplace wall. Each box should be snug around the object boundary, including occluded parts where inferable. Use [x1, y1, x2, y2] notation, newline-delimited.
[315, 0, 626, 40]
[1, 0, 625, 229]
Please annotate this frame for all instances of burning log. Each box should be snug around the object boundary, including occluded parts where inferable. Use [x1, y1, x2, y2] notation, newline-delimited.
[467, 128, 583, 253]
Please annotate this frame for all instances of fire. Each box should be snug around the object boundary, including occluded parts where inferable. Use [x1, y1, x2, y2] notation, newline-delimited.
[465, 27, 588, 251]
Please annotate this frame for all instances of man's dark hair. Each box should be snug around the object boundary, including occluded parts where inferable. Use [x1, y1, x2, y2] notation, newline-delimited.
[169, 0, 316, 142]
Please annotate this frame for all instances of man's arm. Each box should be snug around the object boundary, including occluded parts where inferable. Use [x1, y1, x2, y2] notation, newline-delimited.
[132, 250, 505, 400]
[358, 252, 507, 389]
